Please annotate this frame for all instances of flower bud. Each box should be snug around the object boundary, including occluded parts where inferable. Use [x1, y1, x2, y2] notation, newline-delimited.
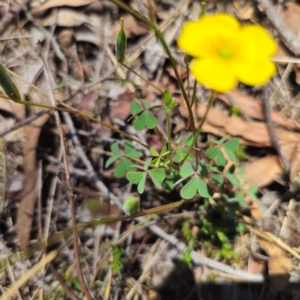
[163, 89, 172, 105]
[124, 196, 140, 216]
[116, 18, 127, 63]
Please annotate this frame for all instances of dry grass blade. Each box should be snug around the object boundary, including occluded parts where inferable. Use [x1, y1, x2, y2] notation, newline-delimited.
[0, 251, 58, 300]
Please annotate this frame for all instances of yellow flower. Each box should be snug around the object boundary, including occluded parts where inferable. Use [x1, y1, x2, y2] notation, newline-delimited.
[177, 14, 277, 92]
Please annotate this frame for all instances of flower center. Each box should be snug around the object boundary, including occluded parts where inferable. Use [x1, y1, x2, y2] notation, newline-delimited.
[217, 45, 234, 60]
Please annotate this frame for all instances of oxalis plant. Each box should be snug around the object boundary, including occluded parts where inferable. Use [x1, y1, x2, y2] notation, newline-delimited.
[0, 0, 277, 285]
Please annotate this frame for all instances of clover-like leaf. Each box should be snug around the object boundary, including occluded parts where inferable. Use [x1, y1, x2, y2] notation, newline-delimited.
[246, 184, 258, 201]
[223, 138, 240, 162]
[206, 147, 226, 166]
[198, 160, 208, 177]
[133, 111, 157, 130]
[211, 174, 224, 187]
[127, 171, 144, 184]
[137, 173, 147, 194]
[183, 134, 194, 146]
[150, 147, 159, 156]
[180, 175, 213, 199]
[105, 142, 122, 168]
[232, 192, 247, 208]
[149, 169, 166, 189]
[180, 161, 194, 178]
[124, 141, 143, 158]
[141, 99, 151, 109]
[224, 138, 240, 152]
[114, 158, 135, 178]
[131, 101, 143, 115]
[225, 172, 241, 188]
[210, 135, 229, 145]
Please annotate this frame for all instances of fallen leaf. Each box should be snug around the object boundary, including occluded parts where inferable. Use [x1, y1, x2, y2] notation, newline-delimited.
[31, 0, 97, 15]
[245, 156, 283, 187]
[258, 239, 293, 294]
[217, 90, 297, 129]
[16, 112, 49, 249]
[0, 98, 25, 120]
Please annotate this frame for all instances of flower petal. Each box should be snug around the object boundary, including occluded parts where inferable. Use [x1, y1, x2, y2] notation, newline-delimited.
[233, 58, 277, 86]
[177, 14, 240, 58]
[240, 25, 277, 57]
[191, 58, 237, 92]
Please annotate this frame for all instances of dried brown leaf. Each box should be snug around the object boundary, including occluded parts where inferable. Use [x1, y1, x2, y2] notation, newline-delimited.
[16, 112, 49, 249]
[31, 0, 97, 15]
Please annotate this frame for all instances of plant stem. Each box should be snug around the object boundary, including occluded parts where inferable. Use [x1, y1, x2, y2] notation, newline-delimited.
[166, 112, 172, 151]
[2, 95, 149, 149]
[121, 62, 163, 94]
[191, 80, 197, 107]
[183, 90, 216, 162]
[152, 25, 196, 135]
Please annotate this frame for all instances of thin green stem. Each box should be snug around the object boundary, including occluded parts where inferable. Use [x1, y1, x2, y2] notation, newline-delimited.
[182, 90, 216, 163]
[152, 25, 196, 134]
[121, 62, 163, 94]
[166, 112, 172, 151]
[191, 80, 197, 107]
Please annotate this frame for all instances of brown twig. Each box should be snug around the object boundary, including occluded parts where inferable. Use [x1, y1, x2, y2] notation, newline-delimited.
[0, 1, 30, 35]
[49, 263, 79, 300]
[40, 54, 93, 300]
[263, 86, 290, 174]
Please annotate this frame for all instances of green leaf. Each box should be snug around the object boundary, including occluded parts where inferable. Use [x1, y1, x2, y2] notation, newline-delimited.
[143, 158, 152, 170]
[124, 141, 142, 158]
[183, 134, 194, 146]
[232, 192, 247, 208]
[225, 172, 241, 188]
[246, 185, 258, 201]
[180, 176, 198, 199]
[223, 148, 236, 162]
[149, 169, 166, 189]
[210, 135, 229, 145]
[114, 158, 134, 178]
[151, 157, 160, 168]
[180, 175, 213, 199]
[105, 155, 118, 168]
[127, 171, 144, 184]
[174, 147, 187, 163]
[137, 173, 147, 193]
[141, 99, 151, 109]
[150, 147, 159, 156]
[180, 162, 194, 178]
[215, 151, 226, 166]
[210, 165, 224, 173]
[144, 111, 157, 129]
[211, 174, 224, 187]
[133, 111, 157, 130]
[206, 147, 219, 160]
[198, 161, 208, 177]
[131, 101, 143, 115]
[0, 63, 21, 102]
[111, 142, 121, 156]
[224, 138, 240, 152]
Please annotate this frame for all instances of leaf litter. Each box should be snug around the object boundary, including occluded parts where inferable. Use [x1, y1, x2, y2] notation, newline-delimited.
[1, 1, 300, 299]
